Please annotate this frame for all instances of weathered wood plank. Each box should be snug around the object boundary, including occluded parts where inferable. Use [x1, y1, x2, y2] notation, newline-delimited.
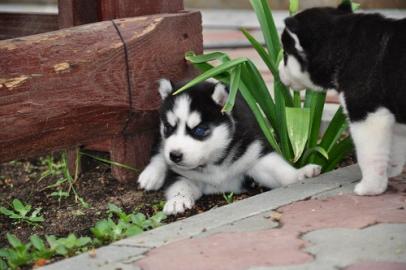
[58, 0, 99, 28]
[0, 13, 58, 40]
[98, 0, 184, 20]
[0, 11, 202, 166]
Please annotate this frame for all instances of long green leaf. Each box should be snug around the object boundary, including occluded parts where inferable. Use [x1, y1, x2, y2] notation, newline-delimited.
[323, 137, 354, 172]
[289, 0, 300, 15]
[241, 61, 276, 125]
[301, 146, 329, 165]
[319, 106, 349, 153]
[250, 0, 281, 62]
[304, 90, 326, 162]
[239, 81, 282, 154]
[185, 51, 230, 63]
[80, 152, 138, 172]
[286, 107, 311, 162]
[274, 82, 292, 160]
[240, 28, 277, 76]
[222, 65, 241, 113]
[293, 91, 301, 107]
[174, 58, 248, 95]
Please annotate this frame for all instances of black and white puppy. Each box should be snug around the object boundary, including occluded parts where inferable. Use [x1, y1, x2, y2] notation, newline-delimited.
[138, 79, 321, 215]
[279, 2, 406, 195]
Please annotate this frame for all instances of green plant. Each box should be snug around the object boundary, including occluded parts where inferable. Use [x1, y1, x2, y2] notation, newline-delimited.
[0, 233, 92, 269]
[223, 192, 234, 204]
[91, 203, 166, 244]
[41, 152, 90, 208]
[0, 234, 32, 269]
[45, 234, 91, 257]
[174, 0, 355, 172]
[0, 199, 44, 225]
[79, 151, 139, 172]
[0, 204, 164, 269]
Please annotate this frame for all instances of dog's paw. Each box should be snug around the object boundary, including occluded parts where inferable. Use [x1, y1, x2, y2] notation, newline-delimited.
[298, 164, 322, 180]
[138, 165, 166, 191]
[163, 196, 194, 215]
[354, 179, 387, 196]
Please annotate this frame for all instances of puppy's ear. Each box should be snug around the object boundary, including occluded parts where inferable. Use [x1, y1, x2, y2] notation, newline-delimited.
[284, 17, 299, 33]
[158, 78, 173, 100]
[211, 83, 228, 107]
[337, 1, 353, 13]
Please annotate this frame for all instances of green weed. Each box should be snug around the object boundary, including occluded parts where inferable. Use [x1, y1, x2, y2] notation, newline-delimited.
[0, 199, 44, 226]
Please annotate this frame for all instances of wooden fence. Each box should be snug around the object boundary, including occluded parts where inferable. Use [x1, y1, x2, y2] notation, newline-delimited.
[0, 0, 203, 181]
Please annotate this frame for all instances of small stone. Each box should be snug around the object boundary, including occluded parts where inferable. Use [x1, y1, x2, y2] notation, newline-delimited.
[270, 211, 282, 221]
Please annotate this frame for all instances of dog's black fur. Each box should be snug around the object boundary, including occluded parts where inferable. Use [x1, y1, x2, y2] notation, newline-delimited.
[283, 2, 406, 122]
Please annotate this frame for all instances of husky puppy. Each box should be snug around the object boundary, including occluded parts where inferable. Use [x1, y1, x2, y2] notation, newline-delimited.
[278, 2, 406, 195]
[138, 79, 321, 215]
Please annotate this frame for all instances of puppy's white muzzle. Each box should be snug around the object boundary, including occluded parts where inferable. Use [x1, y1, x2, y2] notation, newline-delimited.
[278, 61, 306, 91]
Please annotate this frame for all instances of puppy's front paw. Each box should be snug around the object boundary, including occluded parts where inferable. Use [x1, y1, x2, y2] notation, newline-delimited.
[138, 165, 166, 191]
[298, 164, 322, 180]
[354, 179, 387, 196]
[163, 196, 194, 215]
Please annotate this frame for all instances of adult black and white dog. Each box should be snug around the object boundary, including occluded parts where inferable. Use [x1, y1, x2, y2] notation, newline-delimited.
[278, 2, 406, 195]
[138, 79, 321, 215]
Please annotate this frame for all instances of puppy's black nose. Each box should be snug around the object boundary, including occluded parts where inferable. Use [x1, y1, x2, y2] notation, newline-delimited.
[169, 151, 183, 163]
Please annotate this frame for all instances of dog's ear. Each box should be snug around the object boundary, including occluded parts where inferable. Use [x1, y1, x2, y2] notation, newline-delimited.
[158, 78, 173, 100]
[284, 17, 299, 33]
[337, 1, 353, 13]
[211, 83, 228, 106]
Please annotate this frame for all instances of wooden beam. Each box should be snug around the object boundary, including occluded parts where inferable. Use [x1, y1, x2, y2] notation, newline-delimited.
[0, 11, 202, 168]
[58, 0, 99, 28]
[0, 13, 58, 40]
[98, 0, 184, 20]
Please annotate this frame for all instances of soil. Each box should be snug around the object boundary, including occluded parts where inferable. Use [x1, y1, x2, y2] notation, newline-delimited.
[0, 151, 355, 249]
[0, 152, 265, 248]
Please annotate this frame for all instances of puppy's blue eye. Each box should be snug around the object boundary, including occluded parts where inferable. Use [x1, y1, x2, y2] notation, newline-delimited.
[193, 126, 207, 137]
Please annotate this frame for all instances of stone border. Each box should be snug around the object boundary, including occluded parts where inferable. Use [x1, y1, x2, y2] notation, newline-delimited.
[41, 164, 361, 270]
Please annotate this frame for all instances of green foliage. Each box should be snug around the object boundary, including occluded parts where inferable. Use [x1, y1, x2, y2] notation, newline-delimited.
[41, 152, 90, 208]
[0, 233, 91, 269]
[0, 204, 166, 269]
[0, 199, 44, 225]
[45, 234, 91, 257]
[175, 0, 354, 172]
[91, 203, 166, 244]
[80, 151, 138, 172]
[223, 192, 234, 204]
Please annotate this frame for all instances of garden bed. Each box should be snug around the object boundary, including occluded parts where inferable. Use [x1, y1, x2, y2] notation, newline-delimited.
[0, 152, 266, 250]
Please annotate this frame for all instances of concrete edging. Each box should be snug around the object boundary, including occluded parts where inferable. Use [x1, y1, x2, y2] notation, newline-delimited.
[41, 164, 362, 270]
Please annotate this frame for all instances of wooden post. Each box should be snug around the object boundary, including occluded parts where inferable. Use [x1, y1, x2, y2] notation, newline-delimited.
[58, 0, 99, 28]
[97, 0, 184, 20]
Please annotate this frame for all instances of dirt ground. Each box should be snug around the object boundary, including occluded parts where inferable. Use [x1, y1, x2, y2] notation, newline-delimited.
[0, 152, 265, 247]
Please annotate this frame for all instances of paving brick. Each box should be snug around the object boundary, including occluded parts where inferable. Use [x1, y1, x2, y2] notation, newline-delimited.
[112, 165, 360, 248]
[344, 261, 406, 270]
[303, 224, 406, 268]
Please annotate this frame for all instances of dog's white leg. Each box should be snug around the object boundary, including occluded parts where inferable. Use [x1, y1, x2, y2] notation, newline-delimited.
[137, 154, 167, 191]
[248, 152, 321, 188]
[351, 108, 395, 195]
[163, 177, 202, 215]
[388, 133, 406, 178]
